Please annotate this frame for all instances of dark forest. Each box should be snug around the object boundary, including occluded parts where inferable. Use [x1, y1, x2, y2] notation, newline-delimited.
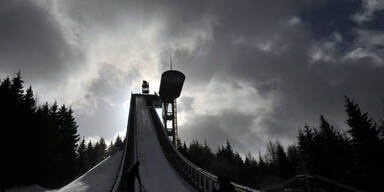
[178, 98, 384, 191]
[0, 73, 124, 190]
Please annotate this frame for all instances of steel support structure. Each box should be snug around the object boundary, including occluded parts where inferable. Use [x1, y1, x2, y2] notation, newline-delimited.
[162, 99, 178, 146]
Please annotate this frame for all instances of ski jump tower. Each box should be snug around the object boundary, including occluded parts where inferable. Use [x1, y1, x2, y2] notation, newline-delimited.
[159, 66, 185, 146]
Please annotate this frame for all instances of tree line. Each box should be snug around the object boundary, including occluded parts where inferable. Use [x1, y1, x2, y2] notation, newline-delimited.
[76, 135, 125, 176]
[0, 72, 125, 190]
[178, 97, 384, 191]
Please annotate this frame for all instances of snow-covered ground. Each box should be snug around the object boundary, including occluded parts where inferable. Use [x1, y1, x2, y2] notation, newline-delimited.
[57, 151, 123, 192]
[135, 97, 196, 192]
[5, 185, 56, 192]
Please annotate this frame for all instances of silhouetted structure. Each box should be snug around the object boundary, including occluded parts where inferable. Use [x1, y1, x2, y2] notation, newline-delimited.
[142, 80, 149, 94]
[127, 161, 142, 192]
[159, 69, 185, 146]
[216, 176, 235, 192]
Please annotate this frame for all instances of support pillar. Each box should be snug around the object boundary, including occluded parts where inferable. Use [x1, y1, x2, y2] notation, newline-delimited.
[162, 99, 178, 146]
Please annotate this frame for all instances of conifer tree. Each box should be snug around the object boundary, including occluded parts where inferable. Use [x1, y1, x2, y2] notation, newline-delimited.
[95, 138, 107, 163]
[345, 97, 381, 190]
[22, 86, 36, 113]
[258, 152, 267, 172]
[275, 142, 290, 179]
[0, 77, 15, 189]
[107, 141, 114, 155]
[56, 105, 80, 183]
[86, 141, 96, 167]
[77, 139, 89, 175]
[286, 145, 299, 177]
[113, 135, 124, 153]
[297, 125, 316, 174]
[10, 71, 23, 102]
[177, 141, 189, 157]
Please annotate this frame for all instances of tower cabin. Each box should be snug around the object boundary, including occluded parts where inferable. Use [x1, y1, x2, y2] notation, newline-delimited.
[142, 80, 149, 94]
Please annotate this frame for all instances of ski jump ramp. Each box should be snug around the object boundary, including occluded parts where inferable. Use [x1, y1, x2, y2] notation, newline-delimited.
[59, 94, 256, 192]
[134, 96, 196, 192]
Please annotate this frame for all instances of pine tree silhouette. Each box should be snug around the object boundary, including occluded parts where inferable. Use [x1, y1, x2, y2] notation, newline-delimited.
[345, 96, 381, 190]
[77, 139, 89, 175]
[0, 72, 82, 188]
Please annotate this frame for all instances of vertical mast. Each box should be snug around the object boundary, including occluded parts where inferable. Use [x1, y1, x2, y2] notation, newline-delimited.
[173, 99, 178, 147]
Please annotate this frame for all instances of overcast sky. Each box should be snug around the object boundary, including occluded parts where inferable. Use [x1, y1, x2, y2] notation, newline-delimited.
[1, 0, 384, 156]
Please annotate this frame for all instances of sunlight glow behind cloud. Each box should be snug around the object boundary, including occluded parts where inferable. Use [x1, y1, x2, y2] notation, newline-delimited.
[1, 0, 384, 156]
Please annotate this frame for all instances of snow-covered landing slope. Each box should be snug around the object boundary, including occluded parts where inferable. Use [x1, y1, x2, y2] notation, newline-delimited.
[57, 151, 123, 192]
[6, 185, 56, 192]
[135, 97, 196, 192]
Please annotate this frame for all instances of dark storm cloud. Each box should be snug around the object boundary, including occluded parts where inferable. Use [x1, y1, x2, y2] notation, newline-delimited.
[168, 0, 384, 154]
[2, 0, 384, 155]
[160, 0, 302, 82]
[299, 0, 362, 43]
[181, 110, 263, 154]
[169, 1, 311, 145]
[361, 10, 384, 30]
[0, 0, 83, 84]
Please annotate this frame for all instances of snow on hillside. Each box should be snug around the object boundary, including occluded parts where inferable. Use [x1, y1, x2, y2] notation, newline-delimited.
[5, 185, 56, 192]
[57, 151, 123, 192]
